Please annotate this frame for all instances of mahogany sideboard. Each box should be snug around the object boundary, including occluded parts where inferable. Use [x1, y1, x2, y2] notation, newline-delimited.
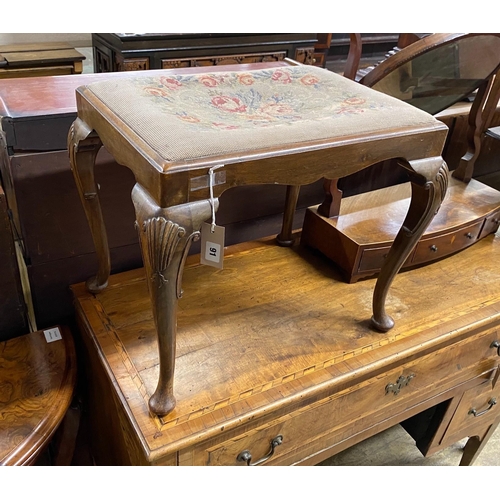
[91, 33, 317, 73]
[72, 232, 500, 466]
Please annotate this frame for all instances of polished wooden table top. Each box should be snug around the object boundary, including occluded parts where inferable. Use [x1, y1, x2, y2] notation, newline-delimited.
[72, 231, 500, 460]
[0, 62, 291, 119]
[0, 326, 77, 465]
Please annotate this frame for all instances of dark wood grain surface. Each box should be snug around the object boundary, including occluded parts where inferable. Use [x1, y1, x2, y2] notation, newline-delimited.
[0, 325, 77, 465]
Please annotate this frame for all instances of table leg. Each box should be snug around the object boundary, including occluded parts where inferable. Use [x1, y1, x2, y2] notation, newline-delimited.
[277, 178, 342, 246]
[132, 184, 215, 417]
[460, 417, 500, 466]
[277, 185, 301, 247]
[371, 157, 449, 331]
[68, 118, 109, 293]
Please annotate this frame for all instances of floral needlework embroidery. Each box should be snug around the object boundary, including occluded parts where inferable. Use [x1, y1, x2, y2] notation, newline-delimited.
[132, 67, 384, 131]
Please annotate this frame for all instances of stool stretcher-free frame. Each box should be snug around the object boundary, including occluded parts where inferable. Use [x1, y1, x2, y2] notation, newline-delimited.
[68, 62, 448, 417]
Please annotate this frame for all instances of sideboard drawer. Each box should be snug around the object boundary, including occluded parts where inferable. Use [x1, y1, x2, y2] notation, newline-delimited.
[187, 327, 500, 465]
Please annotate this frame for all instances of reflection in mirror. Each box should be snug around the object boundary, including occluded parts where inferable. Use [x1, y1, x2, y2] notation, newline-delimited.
[371, 35, 500, 114]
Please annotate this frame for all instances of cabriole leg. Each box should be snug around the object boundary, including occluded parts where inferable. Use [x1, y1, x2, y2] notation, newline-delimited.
[68, 118, 109, 293]
[132, 184, 215, 417]
[371, 158, 449, 332]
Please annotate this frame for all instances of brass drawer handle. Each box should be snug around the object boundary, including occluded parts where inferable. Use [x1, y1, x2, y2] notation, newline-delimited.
[469, 398, 497, 417]
[237, 435, 283, 466]
[491, 340, 500, 356]
[385, 374, 415, 395]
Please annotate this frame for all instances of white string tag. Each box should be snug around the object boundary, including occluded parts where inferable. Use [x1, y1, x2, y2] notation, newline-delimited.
[200, 165, 225, 269]
[200, 222, 225, 269]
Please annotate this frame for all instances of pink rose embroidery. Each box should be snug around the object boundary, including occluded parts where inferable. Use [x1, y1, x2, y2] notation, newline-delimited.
[300, 74, 320, 86]
[238, 74, 255, 86]
[260, 102, 294, 116]
[144, 87, 169, 97]
[199, 75, 220, 87]
[159, 76, 182, 90]
[211, 95, 247, 113]
[271, 69, 292, 84]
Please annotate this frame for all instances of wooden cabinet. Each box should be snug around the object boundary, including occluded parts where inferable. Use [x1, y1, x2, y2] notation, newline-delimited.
[92, 33, 317, 73]
[72, 232, 500, 466]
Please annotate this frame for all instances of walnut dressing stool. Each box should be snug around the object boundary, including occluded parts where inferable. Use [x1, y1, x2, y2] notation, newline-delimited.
[68, 62, 449, 418]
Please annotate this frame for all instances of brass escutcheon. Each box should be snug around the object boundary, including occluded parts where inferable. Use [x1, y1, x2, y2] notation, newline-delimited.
[385, 374, 415, 396]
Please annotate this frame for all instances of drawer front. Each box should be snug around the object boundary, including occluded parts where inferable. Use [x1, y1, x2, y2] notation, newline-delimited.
[161, 52, 286, 69]
[187, 327, 500, 465]
[358, 246, 391, 272]
[479, 210, 500, 239]
[442, 375, 500, 444]
[358, 245, 416, 273]
[412, 220, 483, 265]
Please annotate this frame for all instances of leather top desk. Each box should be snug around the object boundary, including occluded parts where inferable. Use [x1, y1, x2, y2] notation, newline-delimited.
[72, 232, 500, 466]
[68, 61, 448, 419]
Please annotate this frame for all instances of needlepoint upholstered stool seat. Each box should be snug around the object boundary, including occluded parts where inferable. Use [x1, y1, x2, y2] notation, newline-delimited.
[68, 62, 449, 417]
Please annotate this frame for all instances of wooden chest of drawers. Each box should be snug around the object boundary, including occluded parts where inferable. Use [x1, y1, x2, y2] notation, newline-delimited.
[72, 233, 500, 466]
